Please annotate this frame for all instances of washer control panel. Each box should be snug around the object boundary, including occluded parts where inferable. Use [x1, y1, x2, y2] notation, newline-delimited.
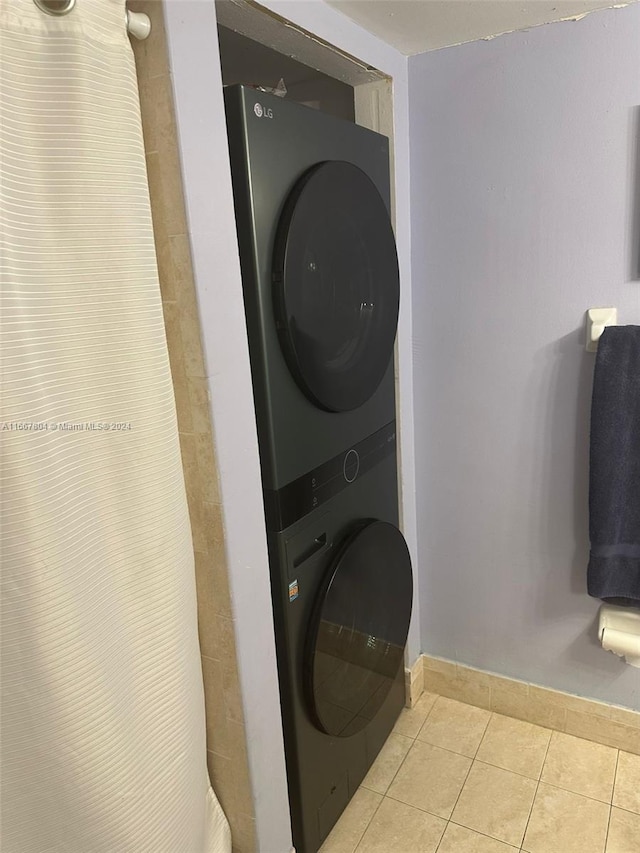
[265, 421, 396, 531]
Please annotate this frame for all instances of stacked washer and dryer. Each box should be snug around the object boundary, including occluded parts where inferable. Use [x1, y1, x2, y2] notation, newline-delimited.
[224, 85, 413, 853]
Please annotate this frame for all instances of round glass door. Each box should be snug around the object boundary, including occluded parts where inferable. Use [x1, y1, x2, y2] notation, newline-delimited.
[272, 161, 400, 413]
[305, 520, 413, 737]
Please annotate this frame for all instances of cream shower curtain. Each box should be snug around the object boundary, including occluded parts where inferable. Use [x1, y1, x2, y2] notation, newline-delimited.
[0, 1, 231, 851]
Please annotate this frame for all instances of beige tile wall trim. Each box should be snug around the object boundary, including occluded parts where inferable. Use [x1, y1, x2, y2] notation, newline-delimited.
[404, 655, 425, 708]
[421, 654, 640, 756]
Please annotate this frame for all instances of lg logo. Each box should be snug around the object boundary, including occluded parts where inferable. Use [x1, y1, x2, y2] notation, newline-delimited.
[254, 102, 273, 119]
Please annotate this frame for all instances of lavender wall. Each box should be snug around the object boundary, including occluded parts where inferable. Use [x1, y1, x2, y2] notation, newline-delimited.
[409, 5, 640, 710]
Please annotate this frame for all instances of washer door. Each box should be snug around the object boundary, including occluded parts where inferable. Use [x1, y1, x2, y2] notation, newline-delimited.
[272, 161, 400, 413]
[305, 520, 413, 737]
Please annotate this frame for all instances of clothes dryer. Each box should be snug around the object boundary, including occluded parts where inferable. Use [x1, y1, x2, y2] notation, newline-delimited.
[224, 85, 399, 496]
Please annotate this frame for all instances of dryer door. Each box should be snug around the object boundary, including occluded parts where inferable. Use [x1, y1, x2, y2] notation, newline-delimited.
[305, 520, 412, 737]
[272, 161, 400, 413]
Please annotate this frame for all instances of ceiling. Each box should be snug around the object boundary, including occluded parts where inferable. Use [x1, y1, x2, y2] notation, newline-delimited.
[324, 0, 635, 55]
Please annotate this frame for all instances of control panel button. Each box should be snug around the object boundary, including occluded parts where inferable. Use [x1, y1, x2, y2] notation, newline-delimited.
[343, 449, 360, 483]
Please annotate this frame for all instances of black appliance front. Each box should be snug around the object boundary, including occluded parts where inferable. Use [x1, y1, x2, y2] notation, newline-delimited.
[223, 85, 399, 491]
[272, 159, 399, 414]
[268, 450, 412, 853]
[224, 85, 412, 853]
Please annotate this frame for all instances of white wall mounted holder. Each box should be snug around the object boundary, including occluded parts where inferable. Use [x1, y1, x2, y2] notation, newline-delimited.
[586, 307, 617, 352]
[127, 10, 151, 40]
[598, 604, 640, 667]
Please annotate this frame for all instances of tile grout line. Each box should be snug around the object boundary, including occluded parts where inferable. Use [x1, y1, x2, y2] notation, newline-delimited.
[437, 711, 496, 851]
[404, 708, 564, 784]
[383, 789, 445, 819]
[393, 702, 495, 852]
[351, 790, 386, 853]
[444, 711, 524, 853]
[518, 726, 554, 852]
[467, 756, 618, 805]
[471, 709, 494, 761]
[470, 756, 546, 784]
[517, 777, 617, 807]
[432, 710, 495, 851]
[323, 701, 429, 853]
[412, 708, 495, 762]
[446, 819, 522, 850]
[432, 820, 448, 853]
[389, 739, 480, 763]
[603, 749, 620, 853]
[379, 692, 441, 793]
[602, 804, 612, 853]
[391, 691, 437, 739]
[356, 693, 442, 848]
[611, 747, 621, 810]
[413, 693, 443, 739]
[608, 802, 640, 816]
[384, 696, 437, 788]
[379, 694, 485, 805]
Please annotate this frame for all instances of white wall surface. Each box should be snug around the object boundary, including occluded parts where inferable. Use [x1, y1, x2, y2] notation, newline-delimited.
[409, 5, 640, 709]
[162, 4, 291, 851]
[163, 2, 414, 850]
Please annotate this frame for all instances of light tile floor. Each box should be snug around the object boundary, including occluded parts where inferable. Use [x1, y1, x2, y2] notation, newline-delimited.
[319, 694, 640, 853]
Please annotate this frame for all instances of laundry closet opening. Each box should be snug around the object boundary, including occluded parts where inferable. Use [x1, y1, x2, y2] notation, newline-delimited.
[214, 0, 396, 218]
[217, 27, 356, 122]
[214, 6, 410, 853]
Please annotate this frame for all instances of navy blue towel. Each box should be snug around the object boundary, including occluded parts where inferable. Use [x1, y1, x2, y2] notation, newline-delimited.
[588, 325, 640, 605]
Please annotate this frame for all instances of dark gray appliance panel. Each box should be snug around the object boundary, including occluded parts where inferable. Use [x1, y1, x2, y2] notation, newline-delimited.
[268, 453, 407, 853]
[272, 161, 400, 413]
[224, 85, 397, 490]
